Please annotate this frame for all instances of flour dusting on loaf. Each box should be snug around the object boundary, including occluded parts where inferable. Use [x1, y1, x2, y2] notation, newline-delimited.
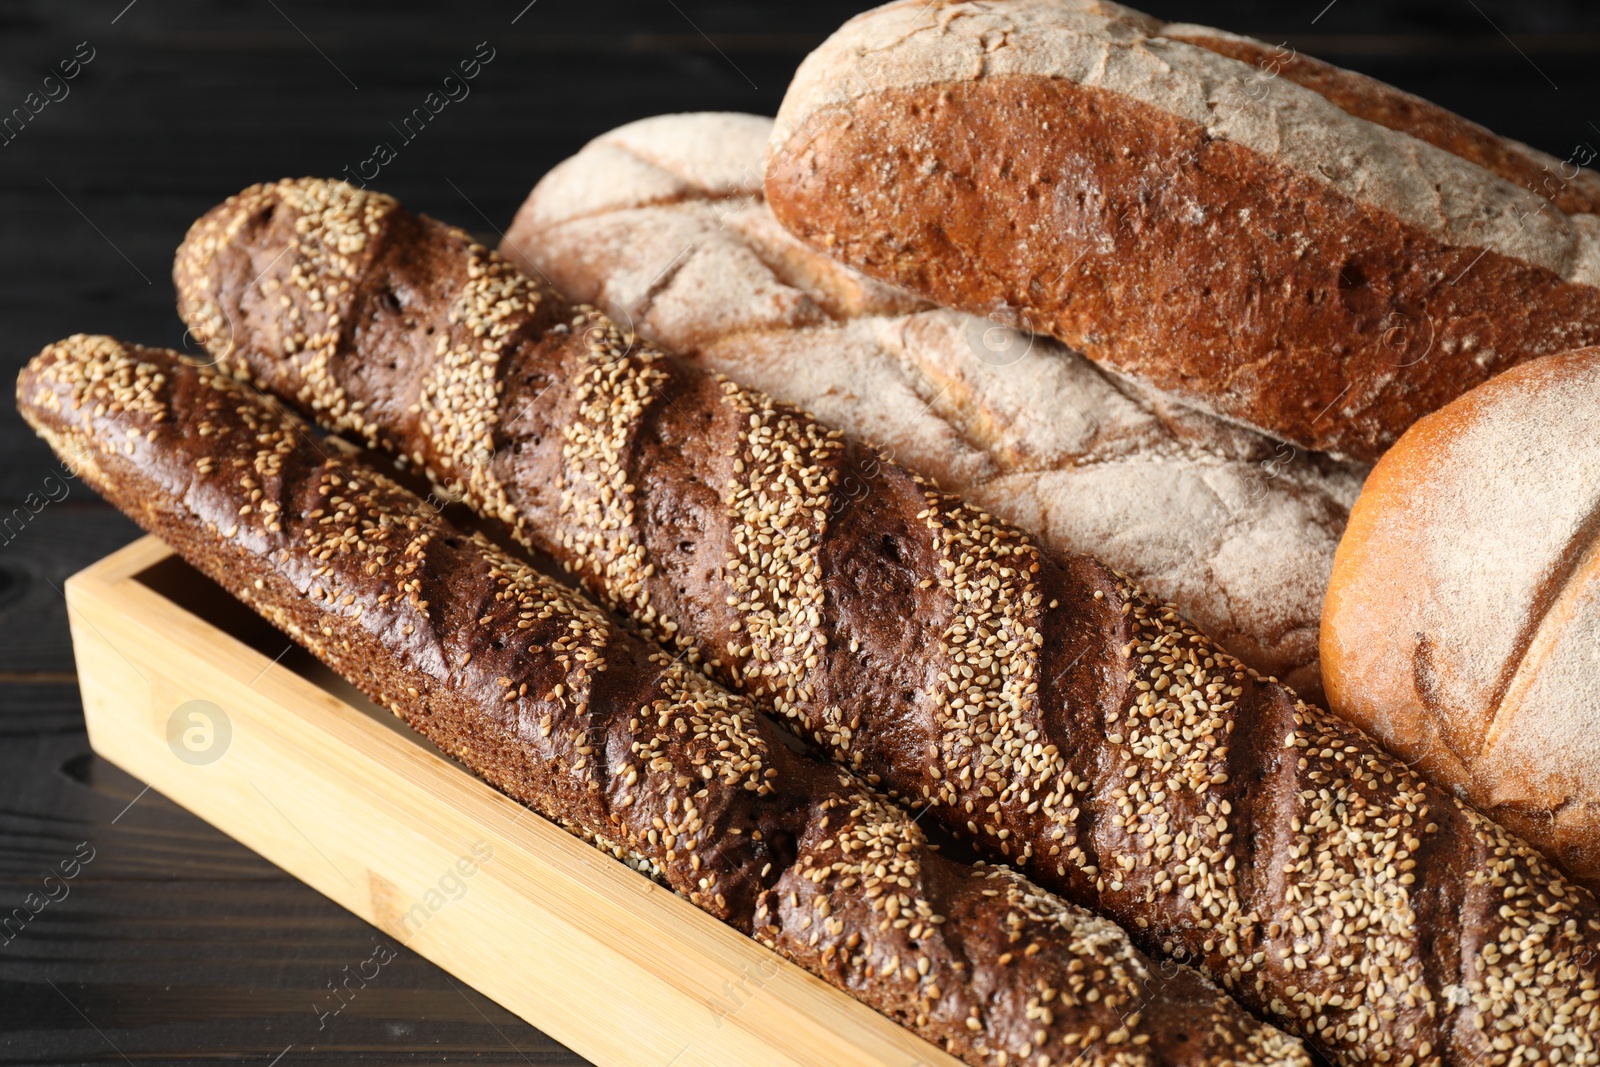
[1323, 348, 1600, 888]
[772, 0, 1597, 282]
[1416, 359, 1600, 722]
[503, 112, 1366, 694]
[762, 0, 1600, 462]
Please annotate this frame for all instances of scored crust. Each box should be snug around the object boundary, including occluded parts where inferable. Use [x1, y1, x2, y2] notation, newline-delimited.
[19, 334, 1311, 1067]
[1322, 346, 1600, 889]
[502, 111, 1366, 697]
[175, 177, 1600, 1067]
[764, 0, 1600, 461]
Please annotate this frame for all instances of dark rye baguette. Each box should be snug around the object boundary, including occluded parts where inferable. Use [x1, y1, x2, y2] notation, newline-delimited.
[763, 0, 1600, 463]
[17, 335, 1309, 1067]
[175, 179, 1600, 1067]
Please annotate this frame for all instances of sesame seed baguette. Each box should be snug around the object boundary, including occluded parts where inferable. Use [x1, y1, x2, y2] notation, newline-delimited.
[17, 335, 1309, 1067]
[175, 180, 1600, 1067]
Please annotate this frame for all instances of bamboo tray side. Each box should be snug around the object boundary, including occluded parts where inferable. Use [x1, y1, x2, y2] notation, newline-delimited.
[66, 535, 954, 1067]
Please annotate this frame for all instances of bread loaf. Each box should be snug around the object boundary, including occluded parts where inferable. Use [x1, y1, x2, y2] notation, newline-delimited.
[501, 112, 1366, 698]
[764, 0, 1600, 462]
[17, 334, 1310, 1067]
[1323, 346, 1600, 893]
[177, 178, 1600, 1067]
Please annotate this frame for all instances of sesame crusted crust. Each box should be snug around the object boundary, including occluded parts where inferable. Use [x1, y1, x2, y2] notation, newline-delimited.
[173, 178, 398, 443]
[916, 491, 1078, 866]
[553, 310, 674, 640]
[416, 238, 542, 529]
[174, 181, 1600, 1066]
[719, 377, 851, 753]
[17, 335, 1308, 1067]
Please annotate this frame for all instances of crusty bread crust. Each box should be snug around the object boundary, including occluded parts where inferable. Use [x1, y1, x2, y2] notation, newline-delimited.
[764, 0, 1600, 461]
[17, 334, 1309, 1067]
[503, 112, 1366, 696]
[1157, 26, 1600, 218]
[177, 179, 1600, 1067]
[1323, 346, 1600, 892]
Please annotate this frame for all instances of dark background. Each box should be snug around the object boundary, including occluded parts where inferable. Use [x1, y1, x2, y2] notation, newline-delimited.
[0, 1, 1595, 1062]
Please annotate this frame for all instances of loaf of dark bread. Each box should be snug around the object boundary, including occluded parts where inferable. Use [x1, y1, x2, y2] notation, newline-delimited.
[763, 0, 1600, 463]
[175, 180, 1600, 1067]
[18, 335, 1310, 1067]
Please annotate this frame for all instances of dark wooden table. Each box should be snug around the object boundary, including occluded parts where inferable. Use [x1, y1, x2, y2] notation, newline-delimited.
[1, 1, 1595, 1062]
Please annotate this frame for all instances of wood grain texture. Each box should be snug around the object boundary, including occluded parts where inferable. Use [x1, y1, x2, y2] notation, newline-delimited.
[65, 535, 960, 1067]
[2, 1, 1598, 1062]
[0, 733, 590, 1066]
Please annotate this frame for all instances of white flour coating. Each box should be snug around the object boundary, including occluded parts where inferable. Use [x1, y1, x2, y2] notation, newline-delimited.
[504, 112, 1369, 692]
[1159, 20, 1600, 221]
[1486, 540, 1600, 813]
[1574, 214, 1600, 288]
[770, 0, 1600, 284]
[1340, 351, 1600, 820]
[508, 112, 769, 236]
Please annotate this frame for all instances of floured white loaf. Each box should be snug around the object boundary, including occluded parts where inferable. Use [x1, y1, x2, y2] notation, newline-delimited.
[1323, 346, 1600, 893]
[501, 112, 1366, 697]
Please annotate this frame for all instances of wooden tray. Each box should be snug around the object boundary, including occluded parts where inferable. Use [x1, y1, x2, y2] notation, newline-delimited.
[66, 535, 955, 1067]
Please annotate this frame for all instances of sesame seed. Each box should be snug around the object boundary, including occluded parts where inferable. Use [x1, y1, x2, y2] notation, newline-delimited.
[718, 378, 849, 752]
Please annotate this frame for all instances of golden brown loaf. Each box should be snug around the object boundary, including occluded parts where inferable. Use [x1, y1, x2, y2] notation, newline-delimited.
[17, 335, 1311, 1067]
[502, 111, 1366, 698]
[176, 178, 1600, 1067]
[764, 0, 1600, 462]
[1323, 346, 1600, 894]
